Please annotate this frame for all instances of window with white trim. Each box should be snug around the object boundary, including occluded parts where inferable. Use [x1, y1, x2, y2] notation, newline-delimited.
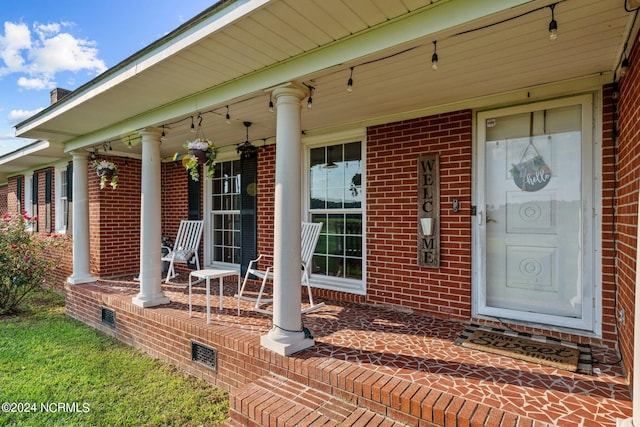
[209, 160, 241, 266]
[307, 140, 364, 293]
[54, 163, 71, 233]
[59, 169, 69, 230]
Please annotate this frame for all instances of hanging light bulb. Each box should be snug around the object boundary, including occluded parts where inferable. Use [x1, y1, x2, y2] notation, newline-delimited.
[190, 116, 196, 133]
[347, 67, 354, 92]
[612, 82, 620, 101]
[268, 94, 274, 112]
[431, 40, 438, 71]
[161, 126, 166, 142]
[548, 4, 558, 41]
[225, 105, 231, 124]
[307, 87, 313, 109]
[620, 55, 629, 77]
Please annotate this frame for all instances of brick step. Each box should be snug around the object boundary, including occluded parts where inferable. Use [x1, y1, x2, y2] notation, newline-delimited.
[308, 363, 553, 427]
[228, 373, 411, 427]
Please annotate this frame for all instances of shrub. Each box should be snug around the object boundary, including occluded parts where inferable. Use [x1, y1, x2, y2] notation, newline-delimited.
[0, 212, 63, 314]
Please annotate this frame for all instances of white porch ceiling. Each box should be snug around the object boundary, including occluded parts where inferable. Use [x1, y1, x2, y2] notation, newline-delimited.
[10, 0, 635, 164]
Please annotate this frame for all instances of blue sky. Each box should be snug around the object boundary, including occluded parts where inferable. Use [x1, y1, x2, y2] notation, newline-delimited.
[0, 0, 214, 156]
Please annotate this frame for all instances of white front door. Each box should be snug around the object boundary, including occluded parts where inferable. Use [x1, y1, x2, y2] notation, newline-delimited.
[475, 95, 596, 331]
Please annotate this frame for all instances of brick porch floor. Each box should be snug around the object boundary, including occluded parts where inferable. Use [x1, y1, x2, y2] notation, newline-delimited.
[65, 276, 632, 426]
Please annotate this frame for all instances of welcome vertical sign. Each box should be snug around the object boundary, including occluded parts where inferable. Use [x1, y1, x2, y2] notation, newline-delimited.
[418, 154, 439, 267]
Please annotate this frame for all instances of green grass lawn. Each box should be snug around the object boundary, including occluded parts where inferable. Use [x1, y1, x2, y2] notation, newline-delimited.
[0, 289, 229, 427]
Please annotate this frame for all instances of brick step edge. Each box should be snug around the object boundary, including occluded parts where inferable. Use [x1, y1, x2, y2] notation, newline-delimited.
[228, 373, 412, 427]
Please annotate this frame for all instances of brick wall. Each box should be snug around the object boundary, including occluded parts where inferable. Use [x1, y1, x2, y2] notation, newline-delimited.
[366, 111, 473, 319]
[256, 144, 276, 257]
[614, 34, 640, 385]
[89, 157, 142, 277]
[161, 161, 191, 237]
[5, 175, 23, 213]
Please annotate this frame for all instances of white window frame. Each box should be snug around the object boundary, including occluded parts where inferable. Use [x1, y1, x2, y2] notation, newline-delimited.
[54, 162, 69, 234]
[303, 129, 367, 295]
[203, 152, 242, 270]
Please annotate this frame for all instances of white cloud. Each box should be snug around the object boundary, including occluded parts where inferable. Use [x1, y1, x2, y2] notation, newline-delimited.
[30, 33, 106, 75]
[8, 108, 44, 125]
[0, 22, 31, 73]
[34, 22, 61, 39]
[17, 75, 53, 90]
[0, 19, 106, 85]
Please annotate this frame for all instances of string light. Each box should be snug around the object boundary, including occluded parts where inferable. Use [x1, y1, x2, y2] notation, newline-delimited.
[146, 1, 566, 143]
[431, 40, 438, 71]
[620, 54, 629, 77]
[612, 82, 620, 101]
[307, 86, 314, 109]
[548, 4, 558, 40]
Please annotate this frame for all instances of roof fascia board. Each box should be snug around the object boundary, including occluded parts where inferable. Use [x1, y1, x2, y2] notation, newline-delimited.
[63, 0, 533, 152]
[15, 0, 270, 137]
[0, 140, 54, 166]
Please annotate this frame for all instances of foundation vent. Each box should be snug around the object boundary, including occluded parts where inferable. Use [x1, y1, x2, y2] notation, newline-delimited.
[101, 307, 115, 327]
[191, 341, 217, 372]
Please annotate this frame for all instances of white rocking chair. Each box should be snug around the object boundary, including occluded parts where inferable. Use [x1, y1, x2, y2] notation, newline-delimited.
[162, 220, 204, 284]
[237, 221, 325, 315]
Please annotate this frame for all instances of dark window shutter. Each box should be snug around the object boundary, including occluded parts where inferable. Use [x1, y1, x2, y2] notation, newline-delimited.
[45, 170, 52, 204]
[16, 176, 23, 211]
[45, 170, 52, 232]
[240, 153, 258, 276]
[32, 173, 38, 204]
[66, 162, 73, 202]
[187, 172, 201, 220]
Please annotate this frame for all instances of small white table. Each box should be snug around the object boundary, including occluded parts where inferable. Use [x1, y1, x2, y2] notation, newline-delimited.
[188, 269, 239, 324]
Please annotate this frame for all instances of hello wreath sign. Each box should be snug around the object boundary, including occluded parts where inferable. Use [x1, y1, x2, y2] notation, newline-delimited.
[509, 141, 552, 192]
[509, 112, 552, 192]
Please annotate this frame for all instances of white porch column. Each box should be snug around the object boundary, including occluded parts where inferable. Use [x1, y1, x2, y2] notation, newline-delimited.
[132, 128, 169, 308]
[261, 82, 314, 356]
[67, 150, 96, 284]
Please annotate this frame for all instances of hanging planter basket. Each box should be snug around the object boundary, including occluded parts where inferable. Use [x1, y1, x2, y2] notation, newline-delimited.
[510, 142, 552, 192]
[99, 168, 114, 180]
[188, 148, 208, 164]
[92, 160, 118, 189]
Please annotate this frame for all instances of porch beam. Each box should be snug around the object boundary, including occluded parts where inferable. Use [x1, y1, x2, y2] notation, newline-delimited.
[132, 128, 169, 308]
[67, 150, 96, 284]
[260, 82, 313, 356]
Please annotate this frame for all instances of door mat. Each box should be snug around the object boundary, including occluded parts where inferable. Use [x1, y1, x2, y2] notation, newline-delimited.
[455, 325, 592, 374]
